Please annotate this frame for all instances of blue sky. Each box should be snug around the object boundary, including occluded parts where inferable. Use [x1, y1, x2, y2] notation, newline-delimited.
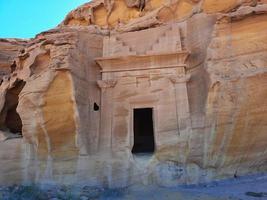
[0, 0, 89, 39]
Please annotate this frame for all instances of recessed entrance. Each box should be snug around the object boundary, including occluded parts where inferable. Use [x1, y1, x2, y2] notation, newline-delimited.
[0, 80, 25, 134]
[132, 108, 155, 154]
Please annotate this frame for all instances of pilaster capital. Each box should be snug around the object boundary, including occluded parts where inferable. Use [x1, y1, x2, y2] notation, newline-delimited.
[97, 80, 117, 89]
[168, 74, 191, 84]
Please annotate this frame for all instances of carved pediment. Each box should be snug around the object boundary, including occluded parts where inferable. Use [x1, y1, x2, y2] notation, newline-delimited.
[103, 24, 185, 57]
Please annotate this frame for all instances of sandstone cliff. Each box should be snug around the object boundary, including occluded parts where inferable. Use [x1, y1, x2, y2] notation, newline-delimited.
[0, 39, 27, 77]
[0, 0, 266, 187]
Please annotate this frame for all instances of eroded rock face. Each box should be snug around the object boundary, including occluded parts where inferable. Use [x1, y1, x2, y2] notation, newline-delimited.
[0, 39, 27, 78]
[0, 0, 266, 187]
[0, 27, 103, 184]
[203, 13, 267, 177]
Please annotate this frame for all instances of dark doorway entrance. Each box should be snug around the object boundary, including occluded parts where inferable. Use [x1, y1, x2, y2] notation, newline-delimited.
[0, 80, 25, 134]
[132, 108, 155, 154]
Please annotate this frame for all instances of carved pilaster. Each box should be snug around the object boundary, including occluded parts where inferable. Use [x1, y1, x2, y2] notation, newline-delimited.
[97, 79, 117, 153]
[169, 73, 191, 139]
[168, 74, 191, 84]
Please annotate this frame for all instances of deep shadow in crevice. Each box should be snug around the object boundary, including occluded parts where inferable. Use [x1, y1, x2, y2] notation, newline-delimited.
[0, 80, 26, 134]
[94, 102, 100, 111]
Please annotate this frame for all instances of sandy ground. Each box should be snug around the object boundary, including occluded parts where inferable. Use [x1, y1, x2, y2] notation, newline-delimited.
[1, 173, 267, 200]
[121, 174, 267, 200]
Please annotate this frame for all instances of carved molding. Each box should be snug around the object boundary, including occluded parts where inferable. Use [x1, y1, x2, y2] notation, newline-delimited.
[95, 51, 189, 73]
[97, 80, 117, 89]
[168, 74, 191, 84]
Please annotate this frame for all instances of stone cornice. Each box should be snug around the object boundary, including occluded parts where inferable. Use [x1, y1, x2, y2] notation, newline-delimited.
[95, 51, 190, 73]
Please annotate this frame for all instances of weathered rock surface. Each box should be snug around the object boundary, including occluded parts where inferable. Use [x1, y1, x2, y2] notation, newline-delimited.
[0, 39, 27, 77]
[0, 0, 266, 187]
